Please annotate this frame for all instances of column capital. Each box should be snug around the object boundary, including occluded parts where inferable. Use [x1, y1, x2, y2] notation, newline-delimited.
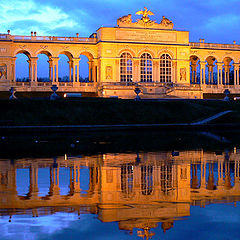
[216, 62, 224, 66]
[72, 58, 80, 63]
[29, 57, 38, 63]
[233, 63, 240, 67]
[52, 57, 59, 63]
[153, 59, 159, 67]
[133, 59, 140, 66]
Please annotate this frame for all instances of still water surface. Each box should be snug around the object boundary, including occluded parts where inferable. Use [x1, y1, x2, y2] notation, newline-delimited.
[0, 130, 240, 239]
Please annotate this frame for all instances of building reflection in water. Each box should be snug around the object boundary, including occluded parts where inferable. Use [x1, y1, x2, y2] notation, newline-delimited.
[0, 149, 240, 238]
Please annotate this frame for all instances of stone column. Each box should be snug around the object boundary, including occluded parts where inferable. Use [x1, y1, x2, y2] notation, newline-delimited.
[207, 64, 213, 85]
[172, 60, 177, 84]
[233, 63, 239, 86]
[52, 167, 60, 195]
[200, 62, 206, 85]
[29, 57, 38, 83]
[224, 65, 230, 85]
[48, 59, 53, 82]
[73, 164, 81, 193]
[72, 58, 80, 83]
[92, 59, 98, 85]
[200, 160, 206, 189]
[67, 60, 73, 82]
[88, 61, 93, 82]
[52, 57, 59, 83]
[153, 59, 159, 82]
[217, 63, 223, 86]
[11, 57, 16, 83]
[115, 59, 120, 82]
[28, 164, 39, 197]
[27, 60, 32, 82]
[133, 59, 140, 83]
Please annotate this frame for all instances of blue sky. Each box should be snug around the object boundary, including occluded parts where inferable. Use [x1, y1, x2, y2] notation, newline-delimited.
[1, 0, 240, 44]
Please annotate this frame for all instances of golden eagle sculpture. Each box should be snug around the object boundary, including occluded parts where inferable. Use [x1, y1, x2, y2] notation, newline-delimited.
[136, 7, 154, 23]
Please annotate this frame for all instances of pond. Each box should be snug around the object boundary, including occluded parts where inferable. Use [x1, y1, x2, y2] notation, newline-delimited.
[0, 130, 240, 240]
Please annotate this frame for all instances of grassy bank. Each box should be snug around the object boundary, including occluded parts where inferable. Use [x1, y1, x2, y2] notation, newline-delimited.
[1, 98, 240, 126]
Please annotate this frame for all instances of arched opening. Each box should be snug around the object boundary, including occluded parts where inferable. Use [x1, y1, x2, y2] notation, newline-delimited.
[160, 54, 172, 83]
[79, 55, 90, 82]
[140, 53, 152, 82]
[37, 51, 52, 82]
[79, 52, 94, 83]
[58, 51, 73, 83]
[205, 56, 218, 85]
[120, 52, 133, 82]
[15, 51, 31, 82]
[223, 57, 234, 85]
[190, 55, 200, 84]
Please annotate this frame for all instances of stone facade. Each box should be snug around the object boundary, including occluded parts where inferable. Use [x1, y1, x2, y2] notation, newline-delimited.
[0, 9, 240, 99]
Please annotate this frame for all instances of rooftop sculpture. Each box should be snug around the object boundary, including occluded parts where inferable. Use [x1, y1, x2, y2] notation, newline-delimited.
[117, 7, 174, 29]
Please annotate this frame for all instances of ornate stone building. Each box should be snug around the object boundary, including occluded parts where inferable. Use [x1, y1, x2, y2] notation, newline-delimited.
[0, 8, 240, 99]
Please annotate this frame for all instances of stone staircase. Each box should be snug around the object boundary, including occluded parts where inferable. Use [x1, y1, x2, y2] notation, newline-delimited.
[139, 84, 177, 99]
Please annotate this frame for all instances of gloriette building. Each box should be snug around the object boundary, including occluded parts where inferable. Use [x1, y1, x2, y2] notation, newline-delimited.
[0, 8, 240, 99]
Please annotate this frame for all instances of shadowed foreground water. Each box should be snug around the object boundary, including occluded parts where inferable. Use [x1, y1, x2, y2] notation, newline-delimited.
[0, 130, 240, 239]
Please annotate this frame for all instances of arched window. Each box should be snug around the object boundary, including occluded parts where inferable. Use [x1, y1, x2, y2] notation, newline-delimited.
[141, 166, 153, 195]
[160, 54, 172, 83]
[121, 165, 133, 197]
[141, 53, 152, 82]
[120, 53, 133, 82]
[161, 164, 173, 194]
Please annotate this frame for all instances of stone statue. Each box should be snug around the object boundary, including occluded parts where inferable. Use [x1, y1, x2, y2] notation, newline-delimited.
[160, 16, 174, 28]
[180, 68, 186, 81]
[0, 66, 7, 80]
[136, 7, 154, 23]
[117, 8, 174, 29]
[117, 14, 132, 25]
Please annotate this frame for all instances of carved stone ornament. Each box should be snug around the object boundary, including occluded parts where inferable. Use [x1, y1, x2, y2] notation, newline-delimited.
[19, 45, 27, 49]
[117, 8, 174, 29]
[0, 65, 7, 80]
[106, 66, 112, 80]
[180, 68, 186, 81]
[40, 45, 48, 50]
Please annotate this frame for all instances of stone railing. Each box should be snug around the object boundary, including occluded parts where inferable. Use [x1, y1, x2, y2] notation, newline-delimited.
[101, 82, 174, 87]
[13, 81, 95, 87]
[190, 42, 240, 50]
[0, 34, 97, 43]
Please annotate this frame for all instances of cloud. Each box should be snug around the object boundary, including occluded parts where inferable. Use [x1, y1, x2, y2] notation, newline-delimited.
[0, 0, 240, 43]
[0, 0, 78, 35]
